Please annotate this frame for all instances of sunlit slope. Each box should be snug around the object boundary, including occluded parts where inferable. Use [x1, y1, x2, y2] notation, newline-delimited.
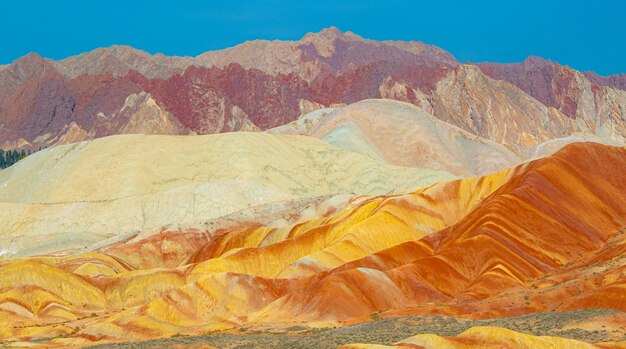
[0, 163, 507, 336]
[185, 168, 514, 279]
[0, 132, 455, 203]
[270, 99, 522, 176]
[340, 326, 626, 349]
[1, 143, 624, 347]
[251, 142, 626, 323]
[0, 133, 455, 257]
[103, 143, 626, 339]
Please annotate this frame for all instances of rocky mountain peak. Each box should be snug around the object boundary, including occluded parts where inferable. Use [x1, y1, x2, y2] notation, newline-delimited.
[524, 55, 552, 66]
[302, 26, 362, 43]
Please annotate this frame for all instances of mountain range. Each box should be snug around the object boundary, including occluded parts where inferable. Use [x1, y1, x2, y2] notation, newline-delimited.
[1, 27, 626, 349]
[1, 27, 625, 153]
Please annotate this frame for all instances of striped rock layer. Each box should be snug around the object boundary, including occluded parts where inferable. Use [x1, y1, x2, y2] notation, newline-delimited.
[1, 28, 625, 152]
[0, 142, 624, 347]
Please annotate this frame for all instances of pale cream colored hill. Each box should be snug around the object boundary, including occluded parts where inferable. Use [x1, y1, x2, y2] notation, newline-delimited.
[531, 134, 624, 159]
[270, 99, 522, 176]
[0, 133, 454, 257]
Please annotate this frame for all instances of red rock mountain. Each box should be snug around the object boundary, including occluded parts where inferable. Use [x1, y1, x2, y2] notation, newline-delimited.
[1, 27, 625, 150]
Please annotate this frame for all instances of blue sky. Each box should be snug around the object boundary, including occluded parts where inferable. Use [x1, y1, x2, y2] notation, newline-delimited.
[1, 0, 625, 75]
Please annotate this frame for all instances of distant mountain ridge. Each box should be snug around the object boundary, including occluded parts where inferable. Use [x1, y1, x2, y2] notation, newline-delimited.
[1, 27, 625, 151]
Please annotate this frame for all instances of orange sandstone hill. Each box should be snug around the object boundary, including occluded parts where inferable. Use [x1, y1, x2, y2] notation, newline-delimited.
[0, 142, 625, 348]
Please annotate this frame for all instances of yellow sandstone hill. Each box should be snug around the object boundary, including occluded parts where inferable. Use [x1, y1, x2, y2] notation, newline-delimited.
[0, 132, 454, 257]
[1, 143, 624, 349]
[340, 326, 626, 349]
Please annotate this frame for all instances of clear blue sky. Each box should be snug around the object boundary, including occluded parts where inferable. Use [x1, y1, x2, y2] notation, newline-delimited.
[1, 0, 625, 75]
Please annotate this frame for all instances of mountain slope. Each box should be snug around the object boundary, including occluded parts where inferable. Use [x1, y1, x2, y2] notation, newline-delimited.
[1, 28, 625, 152]
[270, 99, 522, 176]
[478, 57, 626, 141]
[0, 133, 454, 257]
[1, 142, 624, 347]
[341, 326, 626, 349]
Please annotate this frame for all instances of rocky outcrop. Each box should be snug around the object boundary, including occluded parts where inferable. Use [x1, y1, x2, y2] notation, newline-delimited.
[51, 45, 193, 79]
[478, 57, 626, 142]
[92, 92, 191, 136]
[584, 70, 626, 90]
[195, 26, 458, 83]
[428, 65, 578, 153]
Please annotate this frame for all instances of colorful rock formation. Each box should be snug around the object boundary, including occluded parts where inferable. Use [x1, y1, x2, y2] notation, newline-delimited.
[1, 28, 625, 152]
[340, 326, 626, 349]
[1, 26, 626, 349]
[269, 99, 522, 176]
[0, 132, 454, 257]
[0, 142, 624, 348]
